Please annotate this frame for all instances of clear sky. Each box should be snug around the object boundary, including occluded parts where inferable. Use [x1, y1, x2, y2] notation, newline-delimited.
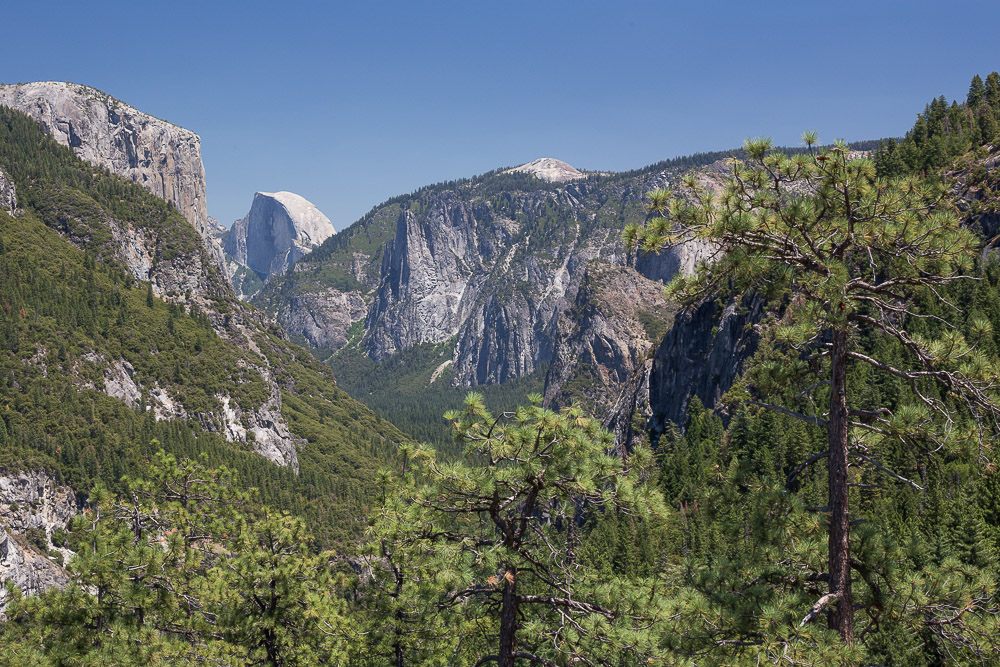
[3, 1, 998, 229]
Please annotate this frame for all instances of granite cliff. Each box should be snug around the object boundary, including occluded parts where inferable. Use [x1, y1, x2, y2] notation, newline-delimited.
[223, 191, 336, 298]
[603, 295, 765, 451]
[0, 81, 227, 272]
[0, 167, 16, 216]
[0, 472, 80, 614]
[256, 157, 719, 420]
[0, 100, 416, 501]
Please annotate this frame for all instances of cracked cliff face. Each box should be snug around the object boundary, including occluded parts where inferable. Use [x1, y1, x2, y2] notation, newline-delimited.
[0, 81, 226, 272]
[543, 260, 675, 417]
[364, 196, 503, 362]
[0, 101, 306, 473]
[0, 167, 17, 216]
[77, 346, 301, 472]
[603, 294, 765, 451]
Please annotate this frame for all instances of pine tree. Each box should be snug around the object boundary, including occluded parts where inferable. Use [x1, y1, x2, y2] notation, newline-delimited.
[625, 135, 1000, 643]
[364, 394, 670, 665]
[968, 74, 985, 108]
[986, 71, 1000, 109]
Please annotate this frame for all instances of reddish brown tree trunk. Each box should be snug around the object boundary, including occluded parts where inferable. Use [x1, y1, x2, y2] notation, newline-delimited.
[498, 566, 518, 667]
[828, 327, 854, 642]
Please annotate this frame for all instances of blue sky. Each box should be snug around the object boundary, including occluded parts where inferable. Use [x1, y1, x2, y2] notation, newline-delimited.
[3, 1, 999, 229]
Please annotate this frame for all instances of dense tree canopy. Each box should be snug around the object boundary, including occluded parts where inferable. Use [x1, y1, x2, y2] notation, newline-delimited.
[626, 134, 1000, 647]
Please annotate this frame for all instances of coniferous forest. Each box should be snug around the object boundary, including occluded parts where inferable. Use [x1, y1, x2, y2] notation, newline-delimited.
[4, 73, 1000, 666]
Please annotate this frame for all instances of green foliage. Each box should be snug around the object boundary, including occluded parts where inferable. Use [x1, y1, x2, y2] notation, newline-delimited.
[0, 103, 415, 546]
[1, 453, 349, 665]
[875, 71, 1000, 177]
[360, 394, 672, 665]
[627, 132, 1000, 647]
[329, 340, 548, 455]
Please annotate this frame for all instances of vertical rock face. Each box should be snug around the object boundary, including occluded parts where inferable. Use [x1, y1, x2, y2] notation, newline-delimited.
[0, 100, 309, 473]
[223, 191, 336, 296]
[0, 167, 16, 216]
[260, 157, 723, 396]
[276, 289, 369, 350]
[543, 260, 675, 416]
[604, 294, 764, 450]
[364, 196, 503, 361]
[0, 81, 225, 270]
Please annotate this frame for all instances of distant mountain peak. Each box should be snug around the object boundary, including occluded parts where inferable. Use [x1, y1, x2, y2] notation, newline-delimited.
[506, 158, 585, 183]
[255, 191, 335, 245]
[222, 191, 335, 298]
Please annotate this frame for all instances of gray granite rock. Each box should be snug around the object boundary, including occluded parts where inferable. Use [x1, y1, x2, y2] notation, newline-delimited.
[0, 81, 226, 271]
[224, 191, 335, 298]
[0, 167, 17, 216]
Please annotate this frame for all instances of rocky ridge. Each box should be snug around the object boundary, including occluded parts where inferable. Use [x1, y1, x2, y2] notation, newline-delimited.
[258, 157, 724, 419]
[0, 98, 316, 470]
[0, 81, 227, 273]
[506, 157, 586, 183]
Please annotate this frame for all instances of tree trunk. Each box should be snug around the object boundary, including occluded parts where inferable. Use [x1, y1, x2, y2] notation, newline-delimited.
[828, 327, 854, 642]
[498, 565, 518, 667]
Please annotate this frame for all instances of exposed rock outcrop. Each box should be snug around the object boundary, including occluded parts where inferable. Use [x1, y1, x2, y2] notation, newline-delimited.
[604, 294, 764, 449]
[0, 167, 17, 216]
[277, 289, 368, 350]
[261, 160, 717, 394]
[224, 191, 335, 297]
[543, 261, 674, 416]
[104, 359, 142, 408]
[205, 216, 228, 240]
[0, 527, 70, 614]
[364, 197, 502, 361]
[0, 471, 80, 614]
[217, 371, 300, 472]
[506, 157, 586, 183]
[93, 354, 299, 470]
[0, 81, 226, 270]
[0, 472, 79, 538]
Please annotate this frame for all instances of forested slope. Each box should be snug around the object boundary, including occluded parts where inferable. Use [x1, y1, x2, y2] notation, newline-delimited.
[0, 105, 412, 545]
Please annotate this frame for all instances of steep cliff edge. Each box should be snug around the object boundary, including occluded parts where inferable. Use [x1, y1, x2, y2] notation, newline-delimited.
[223, 191, 335, 298]
[603, 295, 764, 450]
[0, 81, 226, 272]
[543, 260, 674, 415]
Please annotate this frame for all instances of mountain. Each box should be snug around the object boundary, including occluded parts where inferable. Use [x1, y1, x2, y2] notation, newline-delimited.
[0, 81, 228, 274]
[251, 154, 775, 441]
[505, 157, 586, 182]
[0, 101, 413, 561]
[223, 191, 336, 299]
